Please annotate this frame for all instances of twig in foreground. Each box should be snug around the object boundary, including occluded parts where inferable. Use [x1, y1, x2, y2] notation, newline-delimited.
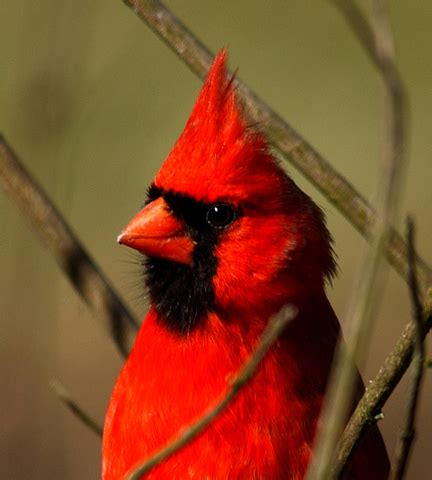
[306, 1, 406, 478]
[125, 305, 297, 480]
[0, 136, 138, 357]
[50, 379, 103, 437]
[121, 0, 432, 295]
[332, 309, 432, 477]
[391, 219, 426, 480]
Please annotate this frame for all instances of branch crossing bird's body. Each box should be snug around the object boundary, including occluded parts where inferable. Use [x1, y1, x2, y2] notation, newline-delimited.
[102, 51, 389, 479]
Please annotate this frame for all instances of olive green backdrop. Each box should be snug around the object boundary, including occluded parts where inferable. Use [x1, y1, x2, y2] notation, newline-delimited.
[0, 1, 431, 478]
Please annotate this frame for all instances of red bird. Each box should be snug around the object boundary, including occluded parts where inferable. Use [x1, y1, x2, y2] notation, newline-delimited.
[102, 51, 389, 479]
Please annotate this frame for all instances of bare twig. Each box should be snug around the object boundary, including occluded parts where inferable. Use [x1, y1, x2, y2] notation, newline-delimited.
[50, 379, 103, 437]
[391, 219, 426, 479]
[330, 0, 377, 66]
[121, 0, 432, 295]
[125, 305, 297, 480]
[333, 309, 432, 476]
[0, 135, 138, 357]
[306, 1, 406, 478]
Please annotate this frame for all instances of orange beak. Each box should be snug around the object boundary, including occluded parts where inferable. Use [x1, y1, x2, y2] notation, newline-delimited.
[117, 197, 194, 265]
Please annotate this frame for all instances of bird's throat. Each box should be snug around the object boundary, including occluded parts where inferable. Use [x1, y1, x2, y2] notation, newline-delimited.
[144, 244, 218, 335]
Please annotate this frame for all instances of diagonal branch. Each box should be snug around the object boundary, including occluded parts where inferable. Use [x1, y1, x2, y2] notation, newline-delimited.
[333, 311, 432, 477]
[391, 218, 427, 479]
[330, 0, 377, 66]
[0, 135, 138, 357]
[50, 379, 103, 437]
[122, 0, 432, 296]
[125, 305, 297, 479]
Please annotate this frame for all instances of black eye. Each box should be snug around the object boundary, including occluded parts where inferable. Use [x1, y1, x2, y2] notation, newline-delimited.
[206, 204, 236, 229]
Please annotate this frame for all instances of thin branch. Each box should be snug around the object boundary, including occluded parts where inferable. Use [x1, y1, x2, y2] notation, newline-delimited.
[391, 218, 426, 479]
[0, 135, 138, 357]
[306, 1, 406, 477]
[125, 305, 298, 480]
[332, 311, 431, 477]
[50, 379, 103, 437]
[122, 0, 432, 296]
[330, 0, 378, 67]
[318, 1, 432, 474]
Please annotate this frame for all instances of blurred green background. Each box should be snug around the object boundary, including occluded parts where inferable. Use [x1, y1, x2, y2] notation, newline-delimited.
[0, 1, 431, 478]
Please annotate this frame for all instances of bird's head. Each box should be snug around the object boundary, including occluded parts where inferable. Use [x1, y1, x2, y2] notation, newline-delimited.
[118, 50, 336, 334]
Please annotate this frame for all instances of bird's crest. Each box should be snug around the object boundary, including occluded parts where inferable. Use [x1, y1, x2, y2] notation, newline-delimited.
[154, 50, 283, 204]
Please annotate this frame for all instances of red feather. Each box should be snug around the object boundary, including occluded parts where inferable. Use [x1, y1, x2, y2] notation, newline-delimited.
[102, 50, 389, 479]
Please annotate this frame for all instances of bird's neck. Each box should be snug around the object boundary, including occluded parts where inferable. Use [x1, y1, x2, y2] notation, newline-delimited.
[133, 287, 338, 371]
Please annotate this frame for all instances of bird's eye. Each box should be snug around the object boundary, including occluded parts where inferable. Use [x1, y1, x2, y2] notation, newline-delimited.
[206, 204, 236, 229]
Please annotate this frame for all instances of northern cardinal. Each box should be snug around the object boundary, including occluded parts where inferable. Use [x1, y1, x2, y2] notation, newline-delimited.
[102, 51, 389, 479]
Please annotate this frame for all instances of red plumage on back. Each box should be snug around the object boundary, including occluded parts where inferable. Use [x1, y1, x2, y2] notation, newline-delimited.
[102, 50, 389, 479]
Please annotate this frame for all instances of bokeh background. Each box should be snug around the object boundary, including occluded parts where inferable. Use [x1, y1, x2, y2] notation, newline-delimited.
[1, 1, 431, 478]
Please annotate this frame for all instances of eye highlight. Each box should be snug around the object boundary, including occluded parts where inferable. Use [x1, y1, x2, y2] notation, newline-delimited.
[206, 204, 236, 229]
